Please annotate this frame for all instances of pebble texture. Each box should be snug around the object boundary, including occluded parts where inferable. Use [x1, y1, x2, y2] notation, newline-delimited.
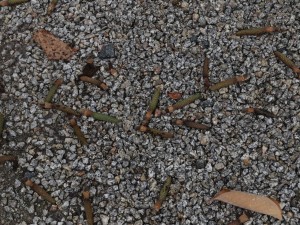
[0, 0, 299, 225]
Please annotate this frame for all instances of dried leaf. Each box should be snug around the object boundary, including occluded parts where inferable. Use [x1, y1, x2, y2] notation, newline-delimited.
[211, 189, 282, 220]
[33, 29, 77, 60]
[168, 92, 182, 100]
[80, 58, 99, 77]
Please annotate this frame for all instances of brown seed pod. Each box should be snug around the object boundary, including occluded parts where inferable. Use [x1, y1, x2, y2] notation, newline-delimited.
[209, 75, 248, 91]
[69, 119, 87, 145]
[24, 179, 56, 204]
[243, 107, 276, 118]
[80, 76, 108, 90]
[235, 26, 281, 36]
[82, 191, 94, 225]
[274, 51, 300, 75]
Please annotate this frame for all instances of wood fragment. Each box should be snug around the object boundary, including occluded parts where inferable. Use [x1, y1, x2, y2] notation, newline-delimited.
[81, 109, 120, 124]
[209, 75, 248, 91]
[243, 107, 276, 118]
[44, 79, 63, 103]
[25, 179, 56, 204]
[0, 0, 29, 6]
[142, 87, 161, 126]
[154, 176, 172, 212]
[210, 188, 282, 220]
[167, 92, 202, 113]
[47, 0, 58, 15]
[42, 103, 80, 116]
[235, 26, 281, 36]
[172, 119, 210, 130]
[203, 57, 210, 89]
[82, 191, 94, 225]
[274, 51, 300, 75]
[69, 119, 87, 145]
[139, 125, 173, 138]
[80, 76, 108, 90]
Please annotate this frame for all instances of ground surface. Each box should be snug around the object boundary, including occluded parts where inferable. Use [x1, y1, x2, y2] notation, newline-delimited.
[0, 0, 299, 225]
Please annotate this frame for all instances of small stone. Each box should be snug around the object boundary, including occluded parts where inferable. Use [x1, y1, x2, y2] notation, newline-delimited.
[98, 43, 116, 59]
[100, 214, 109, 225]
[215, 163, 225, 170]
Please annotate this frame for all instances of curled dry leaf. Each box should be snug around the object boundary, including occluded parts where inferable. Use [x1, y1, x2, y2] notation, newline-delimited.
[168, 92, 182, 100]
[33, 29, 77, 60]
[210, 189, 282, 220]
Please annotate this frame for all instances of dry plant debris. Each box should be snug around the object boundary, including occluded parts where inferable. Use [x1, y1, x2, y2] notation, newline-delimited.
[82, 191, 94, 225]
[138, 125, 174, 139]
[0, 0, 29, 6]
[274, 51, 300, 76]
[243, 107, 276, 118]
[33, 29, 77, 60]
[69, 119, 88, 145]
[153, 176, 172, 212]
[47, 0, 58, 15]
[79, 76, 108, 90]
[81, 109, 120, 124]
[209, 75, 248, 91]
[167, 92, 202, 113]
[80, 58, 100, 77]
[210, 189, 282, 220]
[44, 79, 63, 103]
[24, 179, 56, 205]
[167, 91, 182, 100]
[142, 87, 161, 126]
[235, 26, 281, 36]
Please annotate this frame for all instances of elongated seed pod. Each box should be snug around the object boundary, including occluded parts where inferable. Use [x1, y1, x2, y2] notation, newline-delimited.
[243, 107, 276, 118]
[0, 0, 29, 6]
[25, 179, 56, 204]
[236, 26, 280, 36]
[44, 79, 63, 103]
[43, 103, 81, 116]
[82, 109, 120, 123]
[154, 176, 172, 212]
[80, 76, 108, 90]
[0, 155, 17, 164]
[274, 51, 300, 74]
[0, 112, 4, 137]
[143, 87, 161, 125]
[69, 119, 87, 145]
[209, 75, 248, 91]
[203, 57, 210, 89]
[139, 125, 173, 138]
[167, 92, 202, 113]
[172, 119, 210, 130]
[47, 0, 58, 15]
[82, 191, 94, 225]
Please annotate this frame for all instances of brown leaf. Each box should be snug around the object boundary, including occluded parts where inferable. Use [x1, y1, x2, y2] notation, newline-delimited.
[33, 29, 77, 60]
[210, 189, 282, 220]
[168, 92, 182, 100]
[80, 58, 99, 77]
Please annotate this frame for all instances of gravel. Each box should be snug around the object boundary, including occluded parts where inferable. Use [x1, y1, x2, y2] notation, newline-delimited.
[0, 0, 299, 225]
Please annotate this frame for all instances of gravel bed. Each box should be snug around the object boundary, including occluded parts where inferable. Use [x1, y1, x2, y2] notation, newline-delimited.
[0, 0, 299, 225]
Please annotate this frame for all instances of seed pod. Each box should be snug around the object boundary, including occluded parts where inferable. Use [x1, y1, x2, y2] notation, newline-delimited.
[80, 76, 108, 90]
[139, 125, 173, 138]
[153, 176, 172, 212]
[203, 57, 210, 89]
[274, 51, 300, 75]
[82, 191, 94, 225]
[47, 0, 58, 15]
[172, 119, 210, 130]
[235, 26, 281, 36]
[0, 112, 4, 138]
[44, 79, 63, 103]
[24, 179, 56, 204]
[142, 87, 161, 126]
[209, 75, 248, 91]
[243, 107, 276, 118]
[167, 92, 202, 113]
[43, 103, 80, 116]
[0, 0, 29, 6]
[81, 109, 120, 124]
[69, 119, 87, 145]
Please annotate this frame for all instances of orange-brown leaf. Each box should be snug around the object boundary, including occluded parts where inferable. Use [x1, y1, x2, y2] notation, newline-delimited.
[33, 29, 77, 60]
[211, 189, 282, 220]
[168, 92, 182, 100]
